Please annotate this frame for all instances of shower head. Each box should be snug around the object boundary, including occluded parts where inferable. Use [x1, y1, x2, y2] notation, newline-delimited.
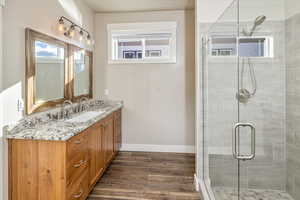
[247, 15, 267, 36]
[254, 15, 266, 26]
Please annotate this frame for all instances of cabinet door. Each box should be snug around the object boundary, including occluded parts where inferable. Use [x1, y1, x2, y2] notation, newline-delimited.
[102, 123, 109, 164]
[114, 110, 122, 152]
[96, 124, 104, 176]
[88, 123, 103, 187]
[107, 117, 114, 161]
[88, 125, 98, 187]
[103, 116, 114, 164]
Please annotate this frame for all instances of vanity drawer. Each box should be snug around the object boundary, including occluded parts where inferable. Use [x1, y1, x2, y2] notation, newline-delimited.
[67, 170, 89, 200]
[67, 131, 88, 159]
[66, 149, 88, 186]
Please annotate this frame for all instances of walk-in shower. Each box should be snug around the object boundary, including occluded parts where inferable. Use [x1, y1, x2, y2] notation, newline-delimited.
[198, 0, 300, 199]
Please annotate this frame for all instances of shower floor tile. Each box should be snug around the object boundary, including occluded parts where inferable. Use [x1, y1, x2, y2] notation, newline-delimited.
[213, 187, 294, 200]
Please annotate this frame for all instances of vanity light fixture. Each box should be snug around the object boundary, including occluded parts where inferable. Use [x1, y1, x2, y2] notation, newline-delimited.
[58, 16, 93, 45]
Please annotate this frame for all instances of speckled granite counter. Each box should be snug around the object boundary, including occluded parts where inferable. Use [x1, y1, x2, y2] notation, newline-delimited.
[5, 100, 123, 141]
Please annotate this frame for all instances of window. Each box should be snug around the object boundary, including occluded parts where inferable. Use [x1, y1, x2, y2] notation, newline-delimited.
[238, 37, 273, 57]
[210, 37, 237, 56]
[26, 29, 93, 114]
[210, 36, 273, 58]
[107, 22, 177, 64]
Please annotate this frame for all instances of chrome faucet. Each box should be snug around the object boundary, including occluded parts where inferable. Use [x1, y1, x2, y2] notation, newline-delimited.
[61, 100, 73, 119]
[77, 97, 89, 113]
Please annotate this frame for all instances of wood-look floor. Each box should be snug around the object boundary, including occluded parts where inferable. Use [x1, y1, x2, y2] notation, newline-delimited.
[87, 151, 201, 200]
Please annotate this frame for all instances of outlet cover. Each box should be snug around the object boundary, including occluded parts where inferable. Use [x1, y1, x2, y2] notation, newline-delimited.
[17, 99, 24, 112]
[105, 89, 109, 96]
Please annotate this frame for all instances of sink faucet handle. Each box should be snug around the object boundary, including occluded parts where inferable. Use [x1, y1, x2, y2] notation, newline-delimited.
[78, 97, 90, 113]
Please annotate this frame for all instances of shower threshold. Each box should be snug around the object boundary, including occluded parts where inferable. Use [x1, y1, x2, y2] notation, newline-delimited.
[213, 187, 294, 200]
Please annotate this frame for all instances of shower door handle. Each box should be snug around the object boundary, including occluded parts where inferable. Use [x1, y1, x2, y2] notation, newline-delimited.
[233, 123, 256, 160]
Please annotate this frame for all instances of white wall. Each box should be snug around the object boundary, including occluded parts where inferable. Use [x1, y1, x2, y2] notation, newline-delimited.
[0, 4, 3, 200]
[94, 10, 195, 152]
[285, 0, 300, 18]
[2, 0, 94, 199]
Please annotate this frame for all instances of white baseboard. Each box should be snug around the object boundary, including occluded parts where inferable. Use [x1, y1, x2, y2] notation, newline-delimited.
[120, 144, 195, 153]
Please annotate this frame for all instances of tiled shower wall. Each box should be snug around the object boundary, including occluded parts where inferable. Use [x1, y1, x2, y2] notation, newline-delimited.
[286, 12, 300, 200]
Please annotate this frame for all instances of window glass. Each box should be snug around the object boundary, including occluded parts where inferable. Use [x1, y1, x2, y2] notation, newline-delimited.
[210, 36, 273, 57]
[117, 39, 143, 59]
[35, 41, 65, 103]
[108, 22, 177, 63]
[145, 33, 171, 58]
[239, 38, 266, 57]
[211, 37, 237, 56]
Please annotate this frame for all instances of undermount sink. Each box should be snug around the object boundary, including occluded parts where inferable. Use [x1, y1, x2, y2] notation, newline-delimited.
[66, 111, 105, 123]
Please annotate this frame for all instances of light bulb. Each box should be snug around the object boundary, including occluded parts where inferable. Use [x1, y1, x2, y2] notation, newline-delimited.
[69, 25, 76, 38]
[58, 18, 65, 33]
[87, 34, 92, 45]
[79, 30, 84, 41]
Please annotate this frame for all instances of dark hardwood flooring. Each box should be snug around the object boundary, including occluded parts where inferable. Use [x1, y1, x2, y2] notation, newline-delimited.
[87, 151, 201, 200]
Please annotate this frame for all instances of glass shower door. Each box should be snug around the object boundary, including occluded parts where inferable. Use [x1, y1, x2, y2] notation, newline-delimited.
[236, 0, 287, 199]
[201, 0, 290, 199]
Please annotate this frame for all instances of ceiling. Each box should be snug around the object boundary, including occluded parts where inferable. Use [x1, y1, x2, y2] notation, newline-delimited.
[82, 0, 195, 13]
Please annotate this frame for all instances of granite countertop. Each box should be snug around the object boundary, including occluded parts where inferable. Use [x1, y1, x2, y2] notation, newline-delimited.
[5, 100, 123, 141]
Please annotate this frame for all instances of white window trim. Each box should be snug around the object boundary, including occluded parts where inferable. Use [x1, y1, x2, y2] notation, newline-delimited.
[107, 22, 177, 64]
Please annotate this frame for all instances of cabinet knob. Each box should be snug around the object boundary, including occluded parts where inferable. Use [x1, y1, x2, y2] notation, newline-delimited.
[74, 140, 81, 144]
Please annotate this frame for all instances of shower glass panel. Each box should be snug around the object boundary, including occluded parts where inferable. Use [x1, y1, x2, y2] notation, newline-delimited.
[202, 1, 239, 199]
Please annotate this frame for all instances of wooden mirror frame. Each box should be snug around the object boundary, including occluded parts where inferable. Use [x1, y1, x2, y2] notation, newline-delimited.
[25, 28, 93, 115]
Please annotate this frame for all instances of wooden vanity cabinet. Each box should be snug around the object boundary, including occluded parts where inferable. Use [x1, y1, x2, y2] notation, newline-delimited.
[9, 109, 122, 200]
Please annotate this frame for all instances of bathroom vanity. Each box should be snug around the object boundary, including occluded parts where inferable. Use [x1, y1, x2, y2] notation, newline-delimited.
[6, 100, 122, 200]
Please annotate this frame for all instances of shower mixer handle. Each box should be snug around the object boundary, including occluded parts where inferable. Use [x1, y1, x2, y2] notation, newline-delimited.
[233, 123, 256, 161]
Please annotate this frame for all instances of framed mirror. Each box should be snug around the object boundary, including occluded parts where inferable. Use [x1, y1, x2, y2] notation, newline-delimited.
[71, 46, 93, 100]
[26, 29, 69, 114]
[25, 29, 93, 114]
